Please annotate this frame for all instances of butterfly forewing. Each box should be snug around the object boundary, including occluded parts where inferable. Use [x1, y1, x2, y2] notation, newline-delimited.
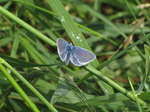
[57, 39, 68, 54]
[57, 39, 68, 61]
[73, 47, 96, 65]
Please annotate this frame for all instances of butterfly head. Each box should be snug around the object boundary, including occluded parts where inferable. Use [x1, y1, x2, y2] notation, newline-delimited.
[67, 43, 74, 51]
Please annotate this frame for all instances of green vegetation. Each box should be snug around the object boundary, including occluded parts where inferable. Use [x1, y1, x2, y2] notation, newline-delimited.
[0, 0, 150, 111]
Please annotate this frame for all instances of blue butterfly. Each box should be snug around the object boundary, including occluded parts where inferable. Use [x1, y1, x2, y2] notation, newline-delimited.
[57, 38, 96, 66]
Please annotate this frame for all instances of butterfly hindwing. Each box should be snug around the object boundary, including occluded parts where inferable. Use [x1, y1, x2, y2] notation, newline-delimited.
[59, 50, 68, 61]
[70, 53, 83, 66]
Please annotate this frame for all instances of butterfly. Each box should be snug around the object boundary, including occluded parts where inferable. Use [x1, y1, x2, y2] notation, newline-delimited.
[57, 38, 96, 66]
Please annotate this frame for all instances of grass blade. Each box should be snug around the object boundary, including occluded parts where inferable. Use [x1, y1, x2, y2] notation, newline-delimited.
[0, 6, 56, 46]
[0, 58, 40, 112]
[0, 58, 58, 112]
[45, 0, 99, 67]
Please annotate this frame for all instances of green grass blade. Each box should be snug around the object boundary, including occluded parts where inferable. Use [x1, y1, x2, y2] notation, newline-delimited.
[0, 6, 56, 46]
[81, 4, 127, 38]
[10, 35, 20, 57]
[144, 45, 150, 82]
[0, 37, 12, 47]
[0, 58, 40, 112]
[0, 58, 58, 112]
[0, 53, 63, 67]
[45, 0, 115, 96]
[45, 0, 99, 67]
[81, 34, 150, 87]
[128, 77, 142, 112]
[98, 34, 150, 70]
[85, 65, 147, 107]
[15, 0, 118, 46]
[137, 45, 150, 94]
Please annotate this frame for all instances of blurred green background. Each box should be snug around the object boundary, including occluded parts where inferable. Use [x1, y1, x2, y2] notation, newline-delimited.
[0, 0, 150, 112]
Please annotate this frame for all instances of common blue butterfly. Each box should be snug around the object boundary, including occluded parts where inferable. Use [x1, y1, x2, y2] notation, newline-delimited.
[57, 38, 96, 66]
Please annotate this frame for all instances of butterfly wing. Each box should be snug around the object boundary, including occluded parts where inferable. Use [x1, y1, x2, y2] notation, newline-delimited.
[71, 46, 96, 66]
[70, 54, 83, 66]
[57, 38, 68, 61]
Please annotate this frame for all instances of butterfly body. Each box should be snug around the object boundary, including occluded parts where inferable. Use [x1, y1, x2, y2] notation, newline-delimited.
[57, 38, 96, 66]
[64, 43, 74, 65]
